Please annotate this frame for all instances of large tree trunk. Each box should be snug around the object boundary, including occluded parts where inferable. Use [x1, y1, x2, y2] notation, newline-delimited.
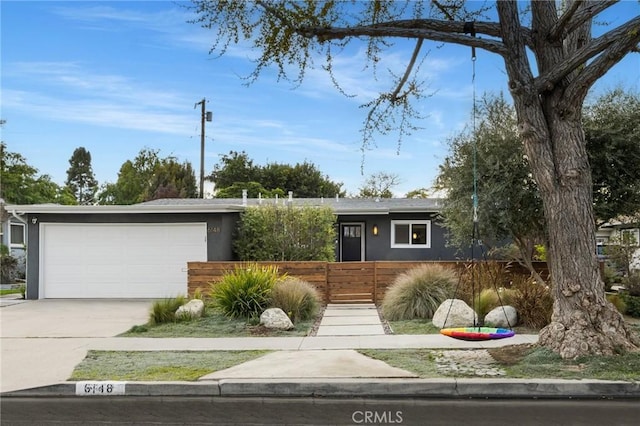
[496, 0, 639, 359]
[526, 105, 639, 359]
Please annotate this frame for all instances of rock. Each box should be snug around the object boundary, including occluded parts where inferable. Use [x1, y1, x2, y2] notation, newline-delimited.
[260, 308, 294, 330]
[175, 299, 204, 320]
[432, 299, 477, 328]
[484, 305, 518, 328]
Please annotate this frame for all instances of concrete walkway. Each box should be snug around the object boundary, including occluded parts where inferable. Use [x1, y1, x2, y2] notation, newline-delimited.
[316, 303, 385, 336]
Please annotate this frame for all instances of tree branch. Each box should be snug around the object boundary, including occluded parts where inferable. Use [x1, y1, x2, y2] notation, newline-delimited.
[298, 23, 510, 56]
[390, 38, 424, 102]
[550, 0, 618, 41]
[535, 15, 640, 92]
[549, 0, 581, 41]
[566, 27, 640, 102]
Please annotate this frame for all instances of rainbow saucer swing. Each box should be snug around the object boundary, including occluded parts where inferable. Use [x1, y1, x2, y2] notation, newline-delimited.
[440, 24, 514, 342]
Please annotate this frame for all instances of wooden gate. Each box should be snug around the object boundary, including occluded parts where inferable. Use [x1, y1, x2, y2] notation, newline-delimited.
[327, 262, 375, 303]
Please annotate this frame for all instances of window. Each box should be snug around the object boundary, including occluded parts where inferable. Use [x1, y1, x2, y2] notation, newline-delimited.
[343, 225, 361, 238]
[620, 229, 639, 244]
[10, 223, 25, 246]
[391, 220, 430, 248]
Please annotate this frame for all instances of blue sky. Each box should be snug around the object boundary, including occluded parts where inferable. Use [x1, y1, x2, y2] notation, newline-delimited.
[2, 1, 639, 198]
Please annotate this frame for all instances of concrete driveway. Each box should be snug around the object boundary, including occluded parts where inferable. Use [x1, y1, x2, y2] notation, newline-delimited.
[1, 299, 151, 393]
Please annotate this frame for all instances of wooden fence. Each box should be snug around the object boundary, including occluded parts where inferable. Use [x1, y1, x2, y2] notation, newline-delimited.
[187, 261, 550, 304]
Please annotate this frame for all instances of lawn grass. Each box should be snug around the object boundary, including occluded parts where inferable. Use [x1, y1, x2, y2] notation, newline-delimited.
[359, 345, 640, 380]
[0, 289, 22, 296]
[119, 306, 316, 338]
[387, 318, 441, 335]
[70, 350, 270, 381]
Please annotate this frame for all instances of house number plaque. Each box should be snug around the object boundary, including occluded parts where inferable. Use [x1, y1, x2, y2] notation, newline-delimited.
[207, 226, 221, 233]
[76, 381, 126, 396]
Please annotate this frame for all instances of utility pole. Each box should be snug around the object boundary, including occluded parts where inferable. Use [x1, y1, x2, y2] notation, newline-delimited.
[194, 98, 212, 198]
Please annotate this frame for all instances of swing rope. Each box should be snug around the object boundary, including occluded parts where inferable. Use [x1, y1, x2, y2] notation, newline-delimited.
[441, 23, 514, 334]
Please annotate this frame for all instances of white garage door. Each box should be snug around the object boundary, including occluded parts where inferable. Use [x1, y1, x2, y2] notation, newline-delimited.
[40, 223, 207, 298]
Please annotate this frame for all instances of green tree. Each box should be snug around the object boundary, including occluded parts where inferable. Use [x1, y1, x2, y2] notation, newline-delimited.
[405, 188, 431, 199]
[437, 90, 640, 281]
[65, 147, 98, 205]
[189, 0, 640, 357]
[210, 151, 344, 198]
[357, 172, 400, 198]
[585, 88, 640, 226]
[436, 93, 546, 281]
[0, 143, 75, 205]
[234, 204, 336, 261]
[208, 151, 259, 191]
[98, 148, 197, 204]
[148, 157, 198, 201]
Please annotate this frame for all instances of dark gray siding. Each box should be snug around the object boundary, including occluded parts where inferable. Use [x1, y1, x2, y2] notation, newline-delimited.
[336, 213, 463, 261]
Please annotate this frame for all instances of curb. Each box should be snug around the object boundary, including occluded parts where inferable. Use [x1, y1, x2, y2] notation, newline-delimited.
[3, 379, 640, 399]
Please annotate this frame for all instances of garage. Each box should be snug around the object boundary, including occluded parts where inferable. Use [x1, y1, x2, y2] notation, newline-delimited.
[39, 223, 207, 298]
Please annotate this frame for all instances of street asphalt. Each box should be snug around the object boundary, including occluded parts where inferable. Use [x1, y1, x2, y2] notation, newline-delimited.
[1, 298, 639, 399]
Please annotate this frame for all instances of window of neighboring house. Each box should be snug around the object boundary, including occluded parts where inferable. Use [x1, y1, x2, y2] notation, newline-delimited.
[620, 229, 639, 244]
[10, 223, 25, 247]
[391, 220, 431, 248]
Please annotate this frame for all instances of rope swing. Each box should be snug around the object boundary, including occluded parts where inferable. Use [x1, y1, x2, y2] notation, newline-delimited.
[440, 22, 515, 341]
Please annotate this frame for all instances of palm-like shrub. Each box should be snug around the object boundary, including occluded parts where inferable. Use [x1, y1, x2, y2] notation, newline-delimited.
[209, 264, 282, 319]
[270, 277, 321, 323]
[149, 296, 187, 325]
[382, 264, 457, 321]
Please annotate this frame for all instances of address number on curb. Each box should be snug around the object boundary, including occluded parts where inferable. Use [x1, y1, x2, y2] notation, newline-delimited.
[76, 381, 126, 396]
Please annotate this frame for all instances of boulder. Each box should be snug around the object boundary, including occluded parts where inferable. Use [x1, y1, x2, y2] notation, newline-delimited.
[175, 299, 205, 320]
[484, 305, 518, 328]
[260, 308, 294, 330]
[432, 299, 477, 328]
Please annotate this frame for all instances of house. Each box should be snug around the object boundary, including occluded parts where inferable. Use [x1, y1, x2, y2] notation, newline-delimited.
[8, 196, 464, 300]
[596, 219, 640, 273]
[0, 203, 27, 282]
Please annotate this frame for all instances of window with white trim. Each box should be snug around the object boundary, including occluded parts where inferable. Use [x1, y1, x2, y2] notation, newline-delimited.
[391, 220, 431, 248]
[10, 223, 25, 247]
[620, 229, 639, 244]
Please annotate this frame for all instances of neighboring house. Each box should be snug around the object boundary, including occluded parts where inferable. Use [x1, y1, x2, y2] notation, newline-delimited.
[0, 209, 27, 281]
[596, 219, 640, 273]
[8, 196, 464, 300]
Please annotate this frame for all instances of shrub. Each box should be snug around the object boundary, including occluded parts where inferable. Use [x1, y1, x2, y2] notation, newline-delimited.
[381, 264, 457, 321]
[623, 273, 640, 297]
[510, 276, 553, 329]
[622, 294, 640, 318]
[149, 296, 187, 325]
[606, 293, 627, 315]
[0, 244, 18, 284]
[209, 263, 282, 319]
[474, 288, 500, 321]
[234, 205, 336, 261]
[456, 261, 511, 307]
[270, 277, 321, 323]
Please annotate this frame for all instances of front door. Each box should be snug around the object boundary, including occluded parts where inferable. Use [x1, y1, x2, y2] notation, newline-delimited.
[340, 223, 364, 261]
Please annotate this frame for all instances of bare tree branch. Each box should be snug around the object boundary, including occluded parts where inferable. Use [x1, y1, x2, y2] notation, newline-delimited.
[390, 38, 424, 102]
[550, 0, 618, 41]
[535, 15, 640, 92]
[549, 0, 582, 40]
[299, 22, 509, 56]
[566, 27, 640, 102]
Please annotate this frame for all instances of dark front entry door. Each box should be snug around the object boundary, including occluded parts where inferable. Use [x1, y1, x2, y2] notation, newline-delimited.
[341, 224, 363, 261]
